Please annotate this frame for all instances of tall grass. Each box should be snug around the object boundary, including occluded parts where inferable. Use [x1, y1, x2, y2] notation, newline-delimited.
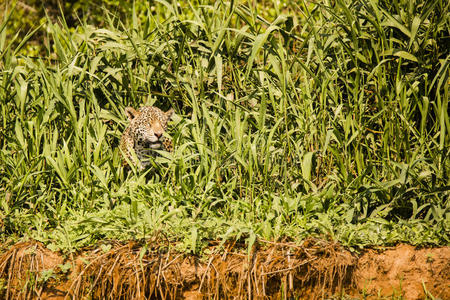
[0, 0, 448, 252]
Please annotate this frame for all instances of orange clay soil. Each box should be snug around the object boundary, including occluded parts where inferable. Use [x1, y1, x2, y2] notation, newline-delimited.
[0, 238, 448, 299]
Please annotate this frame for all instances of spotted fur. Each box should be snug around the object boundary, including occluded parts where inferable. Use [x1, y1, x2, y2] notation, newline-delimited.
[120, 106, 174, 169]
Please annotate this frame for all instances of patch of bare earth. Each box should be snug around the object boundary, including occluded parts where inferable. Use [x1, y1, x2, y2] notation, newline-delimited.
[0, 239, 448, 299]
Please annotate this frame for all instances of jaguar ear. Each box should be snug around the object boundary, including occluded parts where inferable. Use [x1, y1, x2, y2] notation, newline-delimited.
[125, 107, 139, 121]
[165, 108, 174, 121]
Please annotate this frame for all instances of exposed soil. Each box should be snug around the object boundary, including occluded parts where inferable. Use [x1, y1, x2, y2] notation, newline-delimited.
[0, 238, 448, 299]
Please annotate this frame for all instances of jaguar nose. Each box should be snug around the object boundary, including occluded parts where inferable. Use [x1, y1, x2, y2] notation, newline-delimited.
[154, 132, 163, 139]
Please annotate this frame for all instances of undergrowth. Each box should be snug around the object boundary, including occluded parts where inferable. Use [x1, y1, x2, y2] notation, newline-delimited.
[0, 0, 449, 253]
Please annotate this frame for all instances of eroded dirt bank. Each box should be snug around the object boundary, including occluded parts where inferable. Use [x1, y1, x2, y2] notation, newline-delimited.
[0, 239, 448, 299]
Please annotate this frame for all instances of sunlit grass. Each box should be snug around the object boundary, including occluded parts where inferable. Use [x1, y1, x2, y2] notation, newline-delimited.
[0, 0, 448, 253]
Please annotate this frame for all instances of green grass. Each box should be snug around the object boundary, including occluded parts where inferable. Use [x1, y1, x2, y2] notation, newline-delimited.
[0, 0, 449, 253]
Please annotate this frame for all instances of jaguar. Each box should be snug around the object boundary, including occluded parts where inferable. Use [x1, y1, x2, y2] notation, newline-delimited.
[120, 106, 174, 169]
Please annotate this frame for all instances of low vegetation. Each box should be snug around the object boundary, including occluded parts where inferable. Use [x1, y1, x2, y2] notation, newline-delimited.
[0, 0, 448, 258]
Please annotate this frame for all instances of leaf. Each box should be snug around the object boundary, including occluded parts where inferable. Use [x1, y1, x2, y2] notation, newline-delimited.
[409, 16, 421, 49]
[393, 51, 418, 62]
[381, 11, 411, 38]
[246, 231, 256, 258]
[190, 225, 198, 253]
[245, 15, 287, 79]
[301, 152, 314, 182]
[130, 199, 138, 224]
[215, 54, 223, 92]
[91, 165, 108, 189]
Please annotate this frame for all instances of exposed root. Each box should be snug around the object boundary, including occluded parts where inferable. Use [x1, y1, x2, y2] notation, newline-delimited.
[0, 239, 448, 299]
[0, 241, 66, 299]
